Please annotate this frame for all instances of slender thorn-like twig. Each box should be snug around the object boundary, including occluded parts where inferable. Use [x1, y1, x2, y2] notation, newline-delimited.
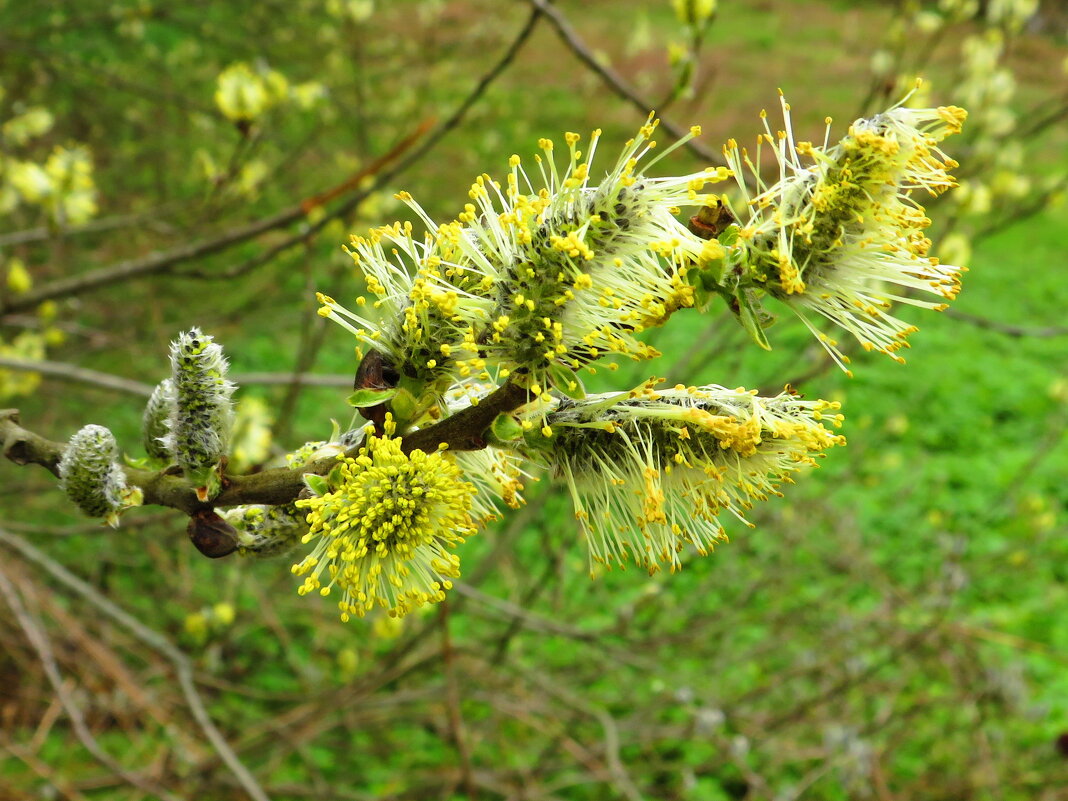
[0, 529, 273, 801]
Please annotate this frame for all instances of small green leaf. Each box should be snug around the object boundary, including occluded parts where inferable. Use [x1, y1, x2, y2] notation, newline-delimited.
[547, 361, 586, 400]
[692, 282, 713, 312]
[123, 453, 158, 469]
[520, 429, 555, 455]
[120, 485, 144, 510]
[699, 257, 726, 287]
[389, 388, 419, 422]
[717, 225, 740, 246]
[490, 413, 524, 442]
[735, 290, 772, 351]
[326, 463, 346, 490]
[347, 388, 397, 408]
[188, 466, 222, 502]
[303, 473, 329, 497]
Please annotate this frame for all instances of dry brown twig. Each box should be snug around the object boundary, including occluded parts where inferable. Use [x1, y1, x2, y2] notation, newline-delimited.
[524, 0, 726, 169]
[0, 564, 183, 801]
[0, 528, 273, 801]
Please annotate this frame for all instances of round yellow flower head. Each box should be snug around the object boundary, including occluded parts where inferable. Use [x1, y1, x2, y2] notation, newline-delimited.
[293, 430, 476, 621]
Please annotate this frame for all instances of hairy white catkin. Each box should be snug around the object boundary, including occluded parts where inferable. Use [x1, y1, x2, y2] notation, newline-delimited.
[58, 424, 129, 520]
[142, 378, 175, 460]
[164, 328, 235, 490]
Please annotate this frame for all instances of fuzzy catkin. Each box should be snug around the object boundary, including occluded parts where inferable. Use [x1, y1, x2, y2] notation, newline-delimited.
[223, 504, 308, 558]
[58, 424, 128, 519]
[532, 386, 845, 573]
[164, 328, 235, 483]
[141, 378, 175, 460]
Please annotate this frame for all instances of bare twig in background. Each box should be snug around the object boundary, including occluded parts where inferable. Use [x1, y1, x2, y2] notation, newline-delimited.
[0, 731, 91, 801]
[0, 207, 173, 248]
[0, 529, 273, 801]
[439, 602, 476, 801]
[507, 659, 647, 801]
[971, 181, 1068, 243]
[453, 582, 600, 644]
[0, 114, 434, 317]
[0, 356, 355, 398]
[945, 308, 1068, 338]
[0, 565, 183, 801]
[231, 372, 352, 388]
[524, 0, 725, 168]
[0, 356, 155, 397]
[0, 199, 316, 315]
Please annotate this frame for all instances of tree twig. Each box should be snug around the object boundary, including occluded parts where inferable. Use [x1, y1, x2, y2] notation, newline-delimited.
[944, 308, 1068, 338]
[0, 564, 183, 801]
[0, 379, 533, 514]
[0, 357, 358, 398]
[232, 372, 353, 388]
[0, 356, 156, 397]
[399, 380, 532, 454]
[0, 117, 431, 316]
[0, 731, 91, 801]
[0, 528, 273, 801]
[438, 602, 476, 801]
[0, 207, 171, 248]
[524, 0, 724, 168]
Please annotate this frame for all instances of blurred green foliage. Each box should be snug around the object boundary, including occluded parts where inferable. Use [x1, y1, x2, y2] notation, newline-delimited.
[1, 0, 1068, 799]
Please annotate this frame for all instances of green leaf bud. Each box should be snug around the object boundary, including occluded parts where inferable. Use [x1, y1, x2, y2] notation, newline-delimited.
[489, 413, 524, 443]
[141, 378, 175, 460]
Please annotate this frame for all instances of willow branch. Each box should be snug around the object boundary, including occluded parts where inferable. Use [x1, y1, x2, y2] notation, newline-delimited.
[945, 309, 1068, 338]
[400, 381, 532, 454]
[1, 381, 532, 515]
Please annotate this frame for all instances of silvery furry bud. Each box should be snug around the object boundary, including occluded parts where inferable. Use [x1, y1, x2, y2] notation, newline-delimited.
[58, 424, 141, 526]
[141, 378, 175, 460]
[165, 328, 235, 499]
